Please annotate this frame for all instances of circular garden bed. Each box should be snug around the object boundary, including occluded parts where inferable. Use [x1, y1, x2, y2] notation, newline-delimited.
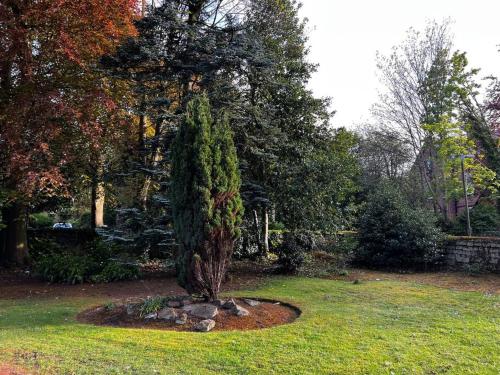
[78, 296, 301, 332]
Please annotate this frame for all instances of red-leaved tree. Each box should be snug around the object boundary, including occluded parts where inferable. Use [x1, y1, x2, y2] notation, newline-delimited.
[0, 0, 138, 265]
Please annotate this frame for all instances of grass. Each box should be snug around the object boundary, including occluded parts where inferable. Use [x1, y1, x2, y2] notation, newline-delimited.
[0, 277, 498, 374]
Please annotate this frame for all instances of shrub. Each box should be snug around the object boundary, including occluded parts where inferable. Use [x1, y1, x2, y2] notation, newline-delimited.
[450, 202, 499, 236]
[29, 212, 55, 228]
[356, 183, 445, 269]
[275, 231, 307, 273]
[33, 238, 140, 284]
[91, 261, 140, 283]
[139, 296, 167, 317]
[35, 254, 98, 284]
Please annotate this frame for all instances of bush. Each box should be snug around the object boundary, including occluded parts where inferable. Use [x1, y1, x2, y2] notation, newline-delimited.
[355, 183, 445, 269]
[450, 202, 500, 236]
[91, 260, 140, 283]
[35, 254, 99, 284]
[29, 212, 54, 228]
[275, 231, 307, 273]
[33, 238, 140, 284]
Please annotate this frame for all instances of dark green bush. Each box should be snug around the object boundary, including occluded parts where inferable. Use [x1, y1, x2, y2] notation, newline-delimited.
[276, 231, 307, 273]
[450, 202, 499, 236]
[35, 254, 99, 284]
[29, 212, 55, 228]
[91, 261, 140, 283]
[33, 239, 140, 284]
[356, 183, 445, 269]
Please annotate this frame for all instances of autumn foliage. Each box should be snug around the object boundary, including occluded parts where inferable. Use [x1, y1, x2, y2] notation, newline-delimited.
[0, 0, 138, 198]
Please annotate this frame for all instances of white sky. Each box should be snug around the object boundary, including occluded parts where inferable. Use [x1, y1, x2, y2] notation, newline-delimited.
[299, 0, 500, 129]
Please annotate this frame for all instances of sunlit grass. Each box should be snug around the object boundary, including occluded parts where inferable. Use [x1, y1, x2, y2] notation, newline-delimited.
[0, 277, 498, 374]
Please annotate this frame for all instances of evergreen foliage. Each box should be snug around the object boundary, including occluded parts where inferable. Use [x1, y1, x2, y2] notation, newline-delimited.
[356, 182, 445, 269]
[171, 94, 243, 299]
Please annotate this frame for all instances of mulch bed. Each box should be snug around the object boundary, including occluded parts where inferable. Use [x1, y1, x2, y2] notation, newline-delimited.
[0, 262, 269, 300]
[77, 298, 300, 332]
[0, 364, 28, 375]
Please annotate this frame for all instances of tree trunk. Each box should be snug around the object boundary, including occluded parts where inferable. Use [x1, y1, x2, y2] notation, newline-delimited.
[1, 202, 29, 266]
[261, 207, 269, 257]
[252, 209, 261, 251]
[91, 159, 106, 228]
[91, 181, 105, 229]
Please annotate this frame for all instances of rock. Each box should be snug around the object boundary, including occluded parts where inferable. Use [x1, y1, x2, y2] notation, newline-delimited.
[212, 299, 226, 307]
[144, 312, 157, 320]
[157, 308, 178, 321]
[222, 298, 238, 310]
[126, 303, 139, 316]
[181, 298, 193, 306]
[194, 319, 216, 332]
[182, 304, 218, 319]
[167, 300, 182, 308]
[232, 304, 250, 317]
[243, 299, 261, 307]
[175, 313, 188, 325]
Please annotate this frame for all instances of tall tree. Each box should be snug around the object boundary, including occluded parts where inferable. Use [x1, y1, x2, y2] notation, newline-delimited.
[171, 95, 243, 300]
[0, 0, 137, 265]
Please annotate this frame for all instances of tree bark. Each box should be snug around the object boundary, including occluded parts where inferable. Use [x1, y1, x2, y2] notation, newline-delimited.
[1, 202, 29, 266]
[91, 159, 105, 228]
[261, 207, 269, 257]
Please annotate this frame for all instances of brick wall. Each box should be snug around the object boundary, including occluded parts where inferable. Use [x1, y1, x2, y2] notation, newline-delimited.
[445, 237, 500, 273]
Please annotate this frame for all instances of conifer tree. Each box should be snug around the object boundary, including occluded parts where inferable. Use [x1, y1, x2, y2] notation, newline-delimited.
[171, 94, 243, 300]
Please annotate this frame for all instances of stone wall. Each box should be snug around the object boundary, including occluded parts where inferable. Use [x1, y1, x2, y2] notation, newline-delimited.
[445, 237, 500, 273]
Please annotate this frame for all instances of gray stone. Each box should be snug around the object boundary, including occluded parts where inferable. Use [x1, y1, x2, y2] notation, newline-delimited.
[126, 303, 139, 316]
[144, 312, 157, 320]
[243, 299, 261, 307]
[222, 298, 238, 310]
[212, 299, 226, 307]
[232, 304, 250, 317]
[157, 308, 178, 321]
[182, 304, 218, 319]
[175, 313, 188, 325]
[194, 319, 216, 332]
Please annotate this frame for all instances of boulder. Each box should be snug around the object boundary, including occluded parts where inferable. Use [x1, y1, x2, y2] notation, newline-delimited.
[243, 299, 261, 307]
[175, 313, 188, 325]
[212, 299, 226, 307]
[157, 308, 178, 321]
[194, 319, 216, 332]
[232, 304, 250, 317]
[222, 298, 238, 310]
[182, 304, 218, 319]
[144, 312, 157, 320]
[126, 303, 140, 316]
[180, 297, 193, 306]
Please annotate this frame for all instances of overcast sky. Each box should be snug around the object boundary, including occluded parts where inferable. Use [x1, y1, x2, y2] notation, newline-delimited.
[299, 0, 500, 129]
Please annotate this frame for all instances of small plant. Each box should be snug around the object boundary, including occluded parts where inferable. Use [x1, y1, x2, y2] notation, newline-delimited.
[104, 302, 116, 311]
[139, 296, 167, 317]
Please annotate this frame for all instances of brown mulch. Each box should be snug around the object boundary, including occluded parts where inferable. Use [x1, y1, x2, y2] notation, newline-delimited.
[331, 269, 500, 294]
[0, 263, 268, 301]
[0, 364, 28, 375]
[77, 298, 300, 332]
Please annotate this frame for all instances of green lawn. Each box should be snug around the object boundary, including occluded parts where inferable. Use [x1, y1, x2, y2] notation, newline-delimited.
[0, 277, 498, 374]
